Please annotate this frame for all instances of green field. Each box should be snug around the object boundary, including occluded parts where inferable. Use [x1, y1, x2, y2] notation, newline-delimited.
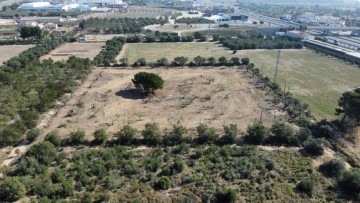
[122, 42, 360, 119]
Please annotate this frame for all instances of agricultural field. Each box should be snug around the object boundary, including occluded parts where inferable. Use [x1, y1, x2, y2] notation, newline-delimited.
[155, 24, 202, 31]
[121, 42, 360, 119]
[84, 34, 126, 42]
[41, 42, 104, 61]
[0, 44, 34, 64]
[43, 68, 279, 138]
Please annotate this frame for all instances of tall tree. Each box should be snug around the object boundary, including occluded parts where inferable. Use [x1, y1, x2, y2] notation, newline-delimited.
[336, 90, 360, 122]
[132, 72, 164, 93]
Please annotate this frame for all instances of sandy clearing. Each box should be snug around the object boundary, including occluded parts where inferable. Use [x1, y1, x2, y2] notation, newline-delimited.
[41, 42, 105, 61]
[42, 67, 282, 139]
[85, 34, 127, 42]
[0, 45, 35, 64]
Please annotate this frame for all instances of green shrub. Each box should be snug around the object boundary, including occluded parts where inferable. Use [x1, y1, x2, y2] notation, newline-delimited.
[297, 127, 312, 142]
[156, 176, 171, 190]
[163, 124, 188, 145]
[26, 141, 57, 165]
[245, 122, 269, 144]
[319, 159, 345, 177]
[44, 131, 62, 146]
[222, 124, 238, 145]
[215, 187, 237, 203]
[269, 122, 298, 146]
[27, 128, 41, 142]
[196, 124, 218, 144]
[161, 166, 171, 176]
[0, 177, 26, 201]
[81, 192, 92, 203]
[68, 130, 86, 145]
[93, 128, 108, 145]
[296, 178, 316, 196]
[20, 110, 39, 128]
[172, 159, 184, 173]
[142, 123, 162, 146]
[338, 169, 360, 199]
[303, 138, 324, 156]
[117, 125, 137, 145]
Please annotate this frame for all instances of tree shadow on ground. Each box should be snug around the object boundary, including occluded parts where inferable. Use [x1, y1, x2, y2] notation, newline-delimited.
[115, 89, 147, 100]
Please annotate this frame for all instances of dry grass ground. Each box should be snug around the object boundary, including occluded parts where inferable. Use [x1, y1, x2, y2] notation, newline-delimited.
[155, 24, 202, 31]
[43, 67, 280, 139]
[41, 42, 104, 61]
[121, 42, 360, 119]
[84, 34, 126, 42]
[0, 45, 35, 64]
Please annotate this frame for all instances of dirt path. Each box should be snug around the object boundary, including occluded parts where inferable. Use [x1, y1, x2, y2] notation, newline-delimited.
[0, 67, 106, 172]
[116, 43, 129, 62]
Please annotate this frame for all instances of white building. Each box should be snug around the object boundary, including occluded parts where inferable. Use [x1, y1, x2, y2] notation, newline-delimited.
[296, 12, 319, 24]
[281, 14, 292, 21]
[17, 2, 68, 11]
[77, 0, 126, 7]
[203, 13, 231, 22]
[319, 15, 345, 27]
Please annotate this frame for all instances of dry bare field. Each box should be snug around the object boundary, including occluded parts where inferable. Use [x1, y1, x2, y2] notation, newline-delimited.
[0, 45, 34, 64]
[84, 34, 126, 42]
[41, 42, 104, 61]
[43, 67, 281, 139]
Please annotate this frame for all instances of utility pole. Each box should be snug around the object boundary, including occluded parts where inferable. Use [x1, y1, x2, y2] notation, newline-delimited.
[274, 50, 281, 83]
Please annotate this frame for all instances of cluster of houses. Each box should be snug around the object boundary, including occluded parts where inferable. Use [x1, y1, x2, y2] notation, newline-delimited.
[281, 12, 345, 27]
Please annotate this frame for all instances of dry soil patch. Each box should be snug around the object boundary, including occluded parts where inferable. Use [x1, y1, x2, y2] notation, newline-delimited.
[43, 67, 281, 139]
[41, 42, 104, 61]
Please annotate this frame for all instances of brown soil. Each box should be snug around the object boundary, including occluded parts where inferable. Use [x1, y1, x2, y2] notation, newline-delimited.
[0, 45, 35, 64]
[42, 67, 284, 139]
[41, 42, 104, 61]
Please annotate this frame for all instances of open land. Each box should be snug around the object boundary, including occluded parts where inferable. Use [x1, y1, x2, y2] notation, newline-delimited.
[155, 24, 202, 31]
[84, 34, 126, 42]
[43, 67, 279, 139]
[0, 44, 34, 64]
[41, 42, 104, 61]
[121, 42, 360, 119]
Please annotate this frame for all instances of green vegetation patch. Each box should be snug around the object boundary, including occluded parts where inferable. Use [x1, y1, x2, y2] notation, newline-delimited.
[1, 143, 341, 202]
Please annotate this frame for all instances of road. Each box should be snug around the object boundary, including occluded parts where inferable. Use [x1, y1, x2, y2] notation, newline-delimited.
[144, 23, 214, 36]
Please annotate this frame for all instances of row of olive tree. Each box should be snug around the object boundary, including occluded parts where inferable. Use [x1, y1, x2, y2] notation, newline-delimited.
[119, 56, 250, 68]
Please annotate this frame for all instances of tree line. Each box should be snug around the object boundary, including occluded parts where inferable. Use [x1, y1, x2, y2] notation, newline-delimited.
[0, 37, 92, 147]
[218, 35, 303, 50]
[175, 17, 215, 24]
[93, 37, 125, 67]
[79, 17, 168, 34]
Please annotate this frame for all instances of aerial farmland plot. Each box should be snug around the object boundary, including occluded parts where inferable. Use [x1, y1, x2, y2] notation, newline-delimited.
[0, 45, 35, 64]
[43, 67, 279, 138]
[41, 42, 104, 61]
[121, 42, 360, 119]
